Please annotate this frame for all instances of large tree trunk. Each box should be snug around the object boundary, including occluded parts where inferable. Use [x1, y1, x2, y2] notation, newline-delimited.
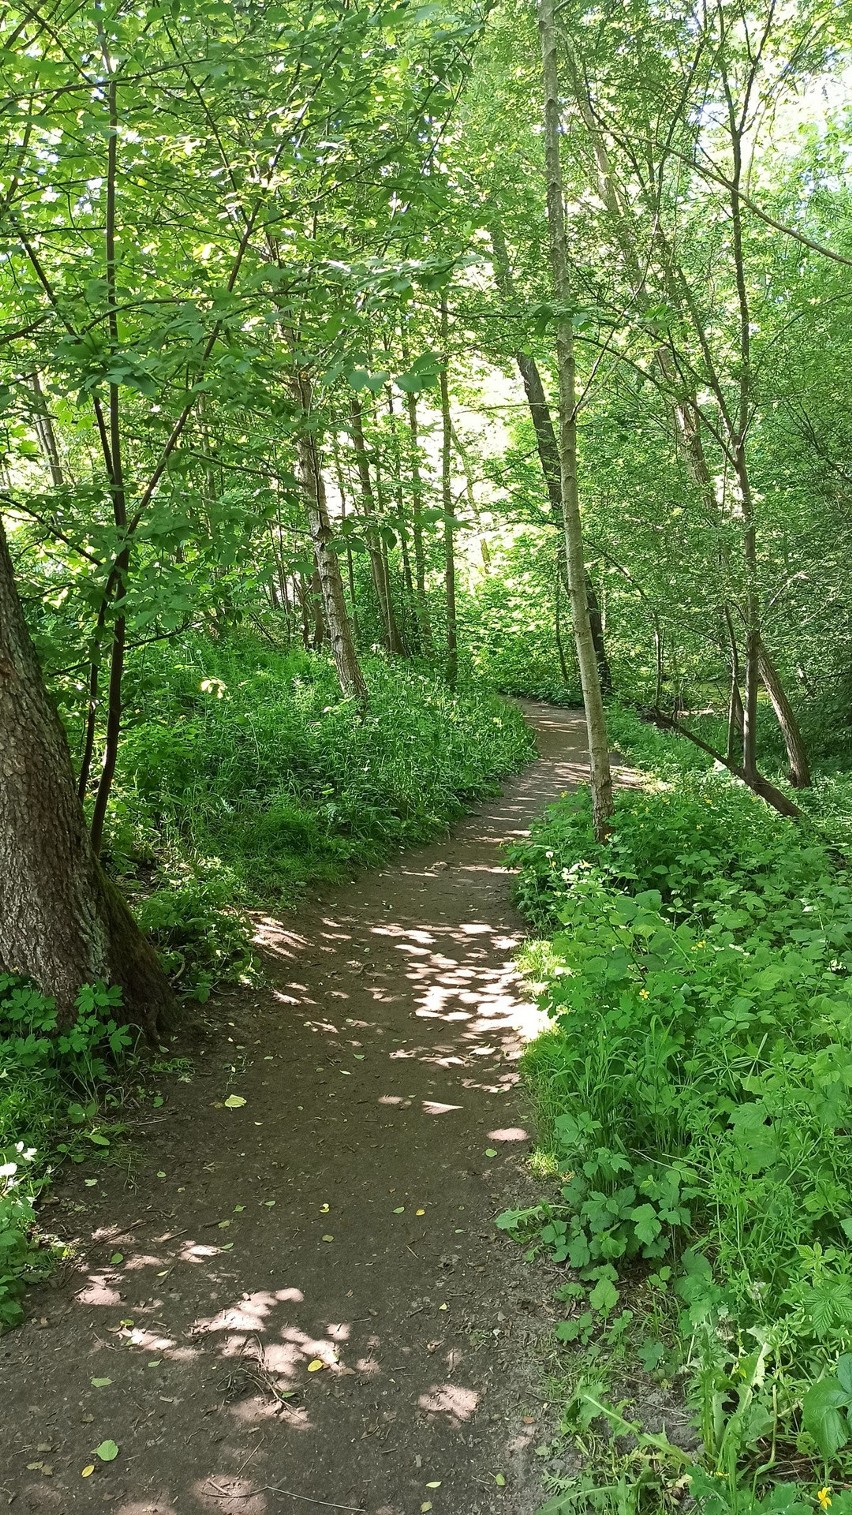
[294, 380, 368, 704]
[538, 0, 613, 839]
[0, 515, 173, 1030]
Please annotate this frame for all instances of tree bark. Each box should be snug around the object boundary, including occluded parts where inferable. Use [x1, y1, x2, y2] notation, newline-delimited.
[295, 378, 367, 704]
[450, 423, 491, 575]
[403, 386, 433, 652]
[439, 297, 458, 687]
[30, 372, 64, 487]
[538, 0, 613, 839]
[348, 397, 404, 655]
[759, 643, 811, 788]
[0, 515, 173, 1030]
[489, 222, 612, 693]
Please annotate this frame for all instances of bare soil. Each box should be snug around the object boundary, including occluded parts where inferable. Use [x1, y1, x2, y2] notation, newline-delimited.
[0, 704, 595, 1515]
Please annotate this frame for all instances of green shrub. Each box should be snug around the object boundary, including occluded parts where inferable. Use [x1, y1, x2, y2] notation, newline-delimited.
[96, 638, 535, 993]
[506, 710, 852, 1506]
[0, 976, 135, 1327]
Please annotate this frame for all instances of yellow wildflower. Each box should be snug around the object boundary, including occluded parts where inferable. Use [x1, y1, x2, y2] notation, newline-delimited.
[639, 989, 649, 999]
[817, 1487, 832, 1511]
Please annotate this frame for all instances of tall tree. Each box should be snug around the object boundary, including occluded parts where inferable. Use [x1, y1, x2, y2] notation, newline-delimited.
[538, 0, 612, 839]
[0, 517, 172, 1028]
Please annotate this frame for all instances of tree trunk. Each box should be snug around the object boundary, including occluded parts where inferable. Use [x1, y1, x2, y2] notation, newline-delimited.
[30, 372, 64, 487]
[295, 379, 367, 704]
[348, 398, 404, 655]
[759, 643, 810, 788]
[450, 424, 491, 575]
[332, 440, 359, 638]
[439, 297, 458, 688]
[489, 222, 612, 693]
[538, 0, 613, 839]
[308, 565, 325, 647]
[0, 515, 173, 1030]
[554, 552, 571, 684]
[403, 387, 433, 652]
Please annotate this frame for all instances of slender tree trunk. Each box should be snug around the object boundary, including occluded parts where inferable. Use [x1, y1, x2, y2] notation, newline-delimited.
[308, 564, 325, 647]
[722, 604, 744, 762]
[386, 390, 418, 640]
[450, 424, 491, 575]
[439, 297, 458, 688]
[349, 398, 404, 655]
[297, 573, 311, 650]
[490, 222, 611, 692]
[403, 386, 433, 652]
[90, 76, 128, 857]
[758, 643, 810, 787]
[332, 438, 359, 639]
[554, 553, 571, 684]
[374, 462, 409, 655]
[294, 378, 367, 703]
[654, 617, 664, 712]
[0, 515, 173, 1029]
[561, 54, 809, 781]
[538, 0, 612, 839]
[30, 372, 64, 486]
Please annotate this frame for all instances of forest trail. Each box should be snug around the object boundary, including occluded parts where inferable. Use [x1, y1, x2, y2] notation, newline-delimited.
[0, 705, 606, 1515]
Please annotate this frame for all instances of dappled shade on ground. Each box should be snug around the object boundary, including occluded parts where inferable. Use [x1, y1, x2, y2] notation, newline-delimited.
[0, 705, 612, 1515]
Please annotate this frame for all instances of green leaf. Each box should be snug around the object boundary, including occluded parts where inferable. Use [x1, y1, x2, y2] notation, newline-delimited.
[95, 1440, 119, 1462]
[588, 1276, 619, 1315]
[802, 1378, 849, 1458]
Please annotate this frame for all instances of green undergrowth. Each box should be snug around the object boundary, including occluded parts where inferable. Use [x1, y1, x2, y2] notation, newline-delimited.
[94, 635, 535, 1000]
[0, 975, 153, 1328]
[504, 706, 852, 1513]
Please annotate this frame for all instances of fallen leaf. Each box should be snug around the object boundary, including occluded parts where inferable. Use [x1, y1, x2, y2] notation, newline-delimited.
[234, 1205, 245, 1213]
[320, 1204, 330, 1213]
[109, 1252, 124, 1265]
[307, 1359, 324, 1372]
[217, 1220, 231, 1230]
[439, 1303, 448, 1311]
[421, 1504, 433, 1513]
[393, 1206, 405, 1214]
[321, 1234, 334, 1242]
[485, 1148, 497, 1158]
[96, 1440, 119, 1462]
[426, 1480, 442, 1488]
[495, 1473, 506, 1486]
[91, 1377, 112, 1388]
[156, 1170, 166, 1178]
[224, 1095, 246, 1109]
[416, 1208, 426, 1216]
[81, 1465, 95, 1478]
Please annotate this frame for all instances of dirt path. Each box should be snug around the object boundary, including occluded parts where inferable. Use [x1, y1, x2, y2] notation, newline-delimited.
[0, 704, 596, 1515]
